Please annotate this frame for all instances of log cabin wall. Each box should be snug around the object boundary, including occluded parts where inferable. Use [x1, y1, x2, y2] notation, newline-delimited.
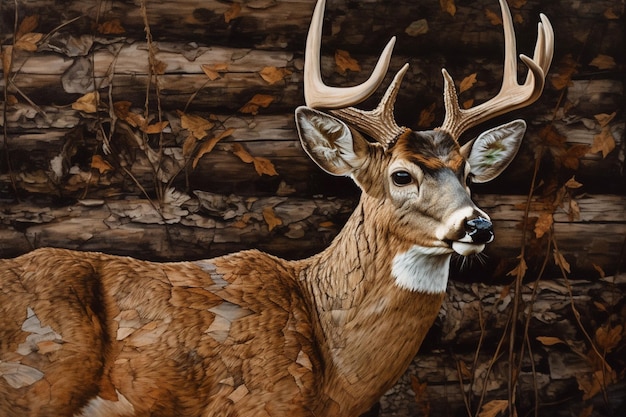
[0, 1, 625, 416]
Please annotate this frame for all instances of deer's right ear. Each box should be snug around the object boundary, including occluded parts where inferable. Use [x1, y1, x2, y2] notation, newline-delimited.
[295, 106, 370, 176]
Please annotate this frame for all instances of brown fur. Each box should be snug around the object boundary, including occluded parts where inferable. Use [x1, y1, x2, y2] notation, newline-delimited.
[0, 198, 444, 417]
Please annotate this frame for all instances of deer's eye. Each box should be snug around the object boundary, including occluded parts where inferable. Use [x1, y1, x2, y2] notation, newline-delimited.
[391, 171, 413, 186]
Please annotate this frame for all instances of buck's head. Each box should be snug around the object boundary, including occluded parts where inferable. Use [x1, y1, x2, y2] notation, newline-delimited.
[295, 0, 553, 264]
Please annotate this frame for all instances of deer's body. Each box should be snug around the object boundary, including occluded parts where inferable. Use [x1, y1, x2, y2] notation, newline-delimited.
[0, 0, 553, 415]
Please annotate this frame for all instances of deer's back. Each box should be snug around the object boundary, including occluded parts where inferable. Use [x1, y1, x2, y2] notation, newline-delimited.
[0, 247, 320, 416]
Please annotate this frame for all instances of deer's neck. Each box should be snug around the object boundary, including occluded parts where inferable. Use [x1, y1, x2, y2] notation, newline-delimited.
[295, 195, 449, 416]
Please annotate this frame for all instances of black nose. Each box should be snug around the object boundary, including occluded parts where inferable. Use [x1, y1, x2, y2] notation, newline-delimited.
[465, 217, 494, 244]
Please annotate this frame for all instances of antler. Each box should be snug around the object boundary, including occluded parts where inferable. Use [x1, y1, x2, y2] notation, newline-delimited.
[304, 0, 407, 147]
[438, 0, 554, 141]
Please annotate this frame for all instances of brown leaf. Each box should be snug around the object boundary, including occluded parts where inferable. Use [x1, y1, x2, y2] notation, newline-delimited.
[485, 9, 502, 25]
[594, 324, 623, 353]
[201, 63, 228, 81]
[16, 16, 39, 40]
[592, 263, 606, 278]
[417, 103, 436, 128]
[179, 112, 215, 140]
[589, 54, 616, 70]
[534, 212, 553, 238]
[2, 46, 13, 77]
[562, 144, 590, 170]
[224, 3, 242, 23]
[239, 94, 274, 115]
[152, 58, 167, 75]
[262, 206, 282, 231]
[15, 33, 43, 52]
[459, 73, 477, 94]
[142, 121, 169, 134]
[550, 55, 578, 90]
[113, 101, 132, 119]
[564, 177, 583, 189]
[478, 400, 508, 417]
[72, 91, 100, 113]
[594, 112, 616, 128]
[440, 0, 456, 16]
[536, 336, 565, 346]
[509, 0, 527, 7]
[410, 375, 431, 417]
[335, 49, 360, 75]
[553, 250, 571, 273]
[252, 157, 278, 176]
[192, 128, 235, 169]
[568, 198, 580, 222]
[462, 98, 474, 110]
[604, 7, 622, 19]
[231, 143, 255, 164]
[91, 155, 113, 174]
[507, 255, 527, 278]
[590, 127, 616, 158]
[97, 19, 126, 35]
[259, 66, 292, 85]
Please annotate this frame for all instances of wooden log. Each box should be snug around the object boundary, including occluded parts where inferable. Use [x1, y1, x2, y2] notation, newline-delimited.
[380, 273, 626, 417]
[0, 193, 624, 276]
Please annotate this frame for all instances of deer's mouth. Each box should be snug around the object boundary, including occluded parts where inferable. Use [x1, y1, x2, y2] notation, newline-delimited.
[450, 241, 486, 256]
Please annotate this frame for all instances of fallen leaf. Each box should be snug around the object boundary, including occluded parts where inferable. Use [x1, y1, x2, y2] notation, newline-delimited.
[239, 94, 274, 115]
[98, 19, 126, 34]
[594, 112, 616, 128]
[562, 144, 590, 170]
[224, 3, 242, 23]
[550, 55, 578, 90]
[113, 101, 132, 119]
[564, 177, 583, 189]
[478, 399, 508, 417]
[259, 66, 292, 85]
[534, 212, 553, 238]
[485, 9, 502, 25]
[335, 49, 360, 75]
[553, 250, 571, 273]
[2, 46, 13, 77]
[16, 15, 39, 40]
[91, 155, 113, 174]
[72, 91, 100, 113]
[569, 198, 580, 222]
[179, 112, 215, 140]
[592, 263, 606, 278]
[589, 54, 616, 70]
[15, 32, 43, 52]
[536, 336, 565, 346]
[507, 255, 527, 278]
[594, 324, 623, 353]
[252, 156, 278, 176]
[410, 375, 431, 416]
[231, 143, 255, 164]
[263, 206, 282, 231]
[514, 13, 524, 24]
[440, 0, 456, 16]
[590, 127, 616, 158]
[192, 128, 235, 169]
[201, 63, 228, 81]
[151, 58, 167, 75]
[462, 98, 474, 109]
[459, 73, 477, 94]
[142, 120, 169, 134]
[417, 103, 436, 128]
[604, 7, 621, 19]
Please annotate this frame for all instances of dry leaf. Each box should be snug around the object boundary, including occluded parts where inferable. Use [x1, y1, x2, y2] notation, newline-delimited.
[564, 177, 583, 189]
[594, 324, 623, 353]
[417, 103, 436, 128]
[98, 19, 126, 35]
[113, 101, 132, 119]
[462, 98, 474, 109]
[594, 112, 616, 128]
[91, 155, 113, 174]
[534, 212, 553, 238]
[16, 16, 39, 40]
[15, 33, 43, 52]
[151, 58, 167, 75]
[440, 0, 456, 16]
[590, 127, 616, 158]
[568, 198, 580, 222]
[604, 7, 621, 19]
[239, 94, 274, 115]
[478, 400, 508, 417]
[72, 91, 100, 113]
[536, 336, 565, 346]
[514, 13, 524, 24]
[459, 73, 477, 94]
[485, 9, 502, 25]
[192, 128, 235, 169]
[224, 3, 242, 23]
[252, 157, 278, 176]
[410, 375, 431, 416]
[259, 66, 292, 85]
[553, 250, 571, 273]
[201, 63, 228, 81]
[550, 55, 578, 90]
[231, 143, 255, 164]
[142, 121, 169, 134]
[179, 112, 215, 140]
[2, 46, 13, 77]
[592, 263, 606, 278]
[335, 49, 360, 75]
[589, 54, 616, 70]
[507, 255, 527, 278]
[263, 206, 282, 231]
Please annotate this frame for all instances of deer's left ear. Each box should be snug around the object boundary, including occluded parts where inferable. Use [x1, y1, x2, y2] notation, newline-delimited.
[460, 119, 526, 183]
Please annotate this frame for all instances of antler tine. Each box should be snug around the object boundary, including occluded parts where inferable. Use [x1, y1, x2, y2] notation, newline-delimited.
[304, 0, 396, 109]
[330, 64, 409, 146]
[439, 0, 554, 141]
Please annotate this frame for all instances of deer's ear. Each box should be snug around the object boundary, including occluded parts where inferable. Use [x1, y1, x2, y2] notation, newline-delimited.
[295, 106, 370, 176]
[461, 119, 526, 183]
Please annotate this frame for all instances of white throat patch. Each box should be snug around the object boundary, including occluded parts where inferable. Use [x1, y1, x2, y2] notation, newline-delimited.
[391, 246, 452, 293]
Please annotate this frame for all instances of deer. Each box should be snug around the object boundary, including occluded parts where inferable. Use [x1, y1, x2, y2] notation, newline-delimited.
[0, 0, 553, 416]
